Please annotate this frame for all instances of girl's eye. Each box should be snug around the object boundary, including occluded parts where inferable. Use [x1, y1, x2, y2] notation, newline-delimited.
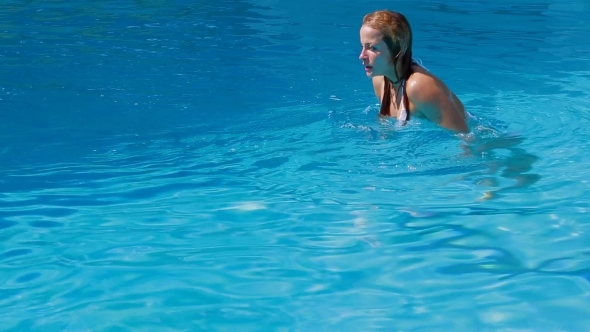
[361, 45, 376, 52]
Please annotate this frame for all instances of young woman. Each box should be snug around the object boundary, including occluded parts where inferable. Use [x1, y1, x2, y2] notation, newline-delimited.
[359, 10, 469, 133]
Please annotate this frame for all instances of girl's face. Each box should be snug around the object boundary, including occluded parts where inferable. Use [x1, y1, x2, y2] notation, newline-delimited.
[359, 25, 394, 78]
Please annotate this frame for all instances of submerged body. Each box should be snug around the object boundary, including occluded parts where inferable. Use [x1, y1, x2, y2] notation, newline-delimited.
[359, 11, 469, 133]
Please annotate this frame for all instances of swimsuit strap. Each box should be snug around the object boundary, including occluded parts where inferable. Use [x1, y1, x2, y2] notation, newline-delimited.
[380, 76, 408, 121]
[398, 82, 408, 122]
[380, 58, 428, 123]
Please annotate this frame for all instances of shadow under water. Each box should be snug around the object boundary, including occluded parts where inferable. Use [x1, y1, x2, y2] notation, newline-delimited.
[456, 129, 541, 201]
[395, 214, 590, 283]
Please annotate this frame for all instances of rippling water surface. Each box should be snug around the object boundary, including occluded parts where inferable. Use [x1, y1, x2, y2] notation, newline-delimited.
[2, 0, 590, 330]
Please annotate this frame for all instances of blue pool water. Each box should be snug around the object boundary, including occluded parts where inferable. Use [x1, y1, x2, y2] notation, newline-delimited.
[2, 0, 590, 330]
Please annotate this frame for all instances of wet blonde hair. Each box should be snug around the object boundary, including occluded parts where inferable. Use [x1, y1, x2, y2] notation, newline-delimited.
[362, 10, 413, 84]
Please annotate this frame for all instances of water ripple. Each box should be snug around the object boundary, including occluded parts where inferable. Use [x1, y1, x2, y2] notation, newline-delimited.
[1, 0, 590, 330]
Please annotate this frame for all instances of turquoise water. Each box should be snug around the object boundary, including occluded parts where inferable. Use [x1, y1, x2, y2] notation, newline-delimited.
[2, 0, 590, 330]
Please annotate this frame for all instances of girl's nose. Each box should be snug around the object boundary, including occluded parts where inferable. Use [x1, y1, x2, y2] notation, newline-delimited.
[359, 49, 366, 60]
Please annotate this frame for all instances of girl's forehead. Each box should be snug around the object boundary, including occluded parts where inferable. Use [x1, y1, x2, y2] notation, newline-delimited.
[360, 28, 383, 43]
[360, 26, 384, 43]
